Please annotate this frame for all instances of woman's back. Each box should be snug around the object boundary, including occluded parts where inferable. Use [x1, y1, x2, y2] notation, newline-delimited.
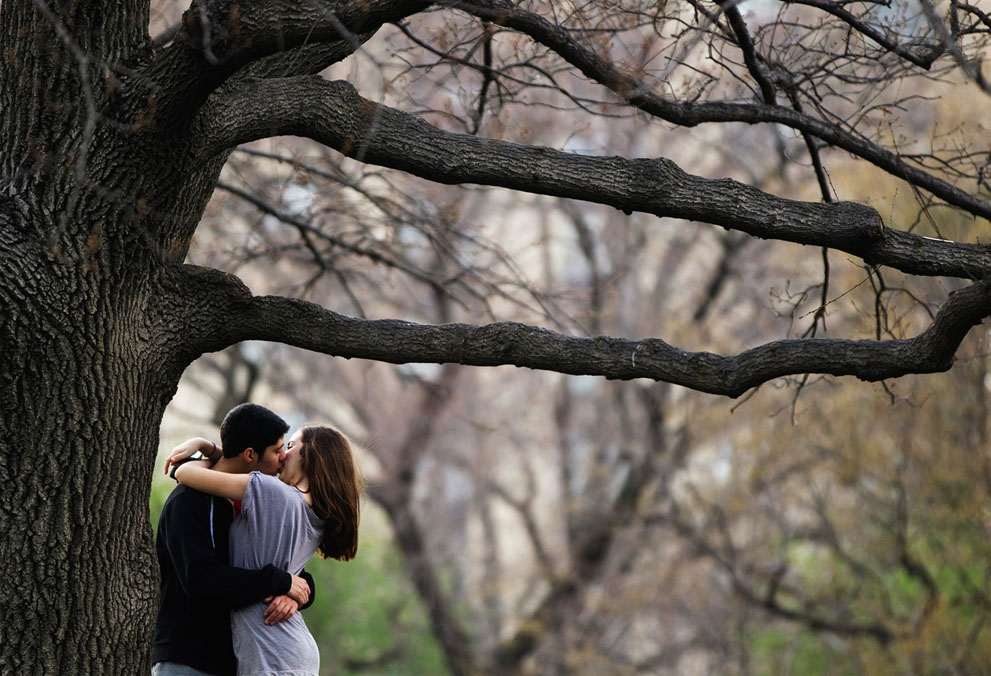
[229, 472, 324, 676]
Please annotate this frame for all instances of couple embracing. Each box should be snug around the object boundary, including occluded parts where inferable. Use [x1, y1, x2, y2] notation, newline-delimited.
[153, 403, 362, 676]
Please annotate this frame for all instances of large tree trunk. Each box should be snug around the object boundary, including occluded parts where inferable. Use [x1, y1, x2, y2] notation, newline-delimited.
[0, 1, 354, 670]
[0, 237, 183, 672]
[0, 141, 230, 673]
[0, 2, 221, 664]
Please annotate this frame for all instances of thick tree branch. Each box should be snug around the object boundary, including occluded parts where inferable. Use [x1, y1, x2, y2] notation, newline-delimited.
[179, 264, 991, 397]
[197, 77, 991, 280]
[135, 0, 424, 126]
[440, 0, 991, 220]
[161, 264, 255, 365]
[233, 37, 371, 79]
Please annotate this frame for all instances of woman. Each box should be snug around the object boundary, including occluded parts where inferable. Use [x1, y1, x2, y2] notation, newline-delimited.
[172, 425, 361, 676]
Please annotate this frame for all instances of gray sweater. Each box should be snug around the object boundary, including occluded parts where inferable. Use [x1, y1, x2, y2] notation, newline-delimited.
[229, 472, 325, 676]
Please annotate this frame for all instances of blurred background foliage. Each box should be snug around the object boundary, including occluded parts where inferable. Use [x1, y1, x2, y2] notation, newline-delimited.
[147, 0, 991, 673]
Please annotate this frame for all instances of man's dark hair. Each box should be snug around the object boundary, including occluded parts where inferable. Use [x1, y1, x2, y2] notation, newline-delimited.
[220, 403, 289, 460]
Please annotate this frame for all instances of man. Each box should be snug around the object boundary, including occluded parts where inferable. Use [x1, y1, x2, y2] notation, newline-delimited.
[153, 403, 314, 676]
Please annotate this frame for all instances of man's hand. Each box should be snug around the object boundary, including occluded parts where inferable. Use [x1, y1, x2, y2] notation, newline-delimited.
[286, 574, 310, 606]
[263, 595, 299, 625]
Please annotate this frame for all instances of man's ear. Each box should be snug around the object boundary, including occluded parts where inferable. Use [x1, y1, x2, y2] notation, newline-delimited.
[241, 447, 256, 464]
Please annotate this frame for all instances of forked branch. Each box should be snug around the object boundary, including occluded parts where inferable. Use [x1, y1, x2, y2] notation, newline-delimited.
[137, 0, 424, 125]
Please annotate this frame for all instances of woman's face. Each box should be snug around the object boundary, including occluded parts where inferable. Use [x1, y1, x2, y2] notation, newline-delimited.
[281, 429, 305, 485]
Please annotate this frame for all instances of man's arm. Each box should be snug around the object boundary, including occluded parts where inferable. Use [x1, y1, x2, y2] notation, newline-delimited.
[298, 569, 316, 610]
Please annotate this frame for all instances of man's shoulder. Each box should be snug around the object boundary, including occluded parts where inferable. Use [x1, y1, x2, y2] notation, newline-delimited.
[161, 484, 219, 515]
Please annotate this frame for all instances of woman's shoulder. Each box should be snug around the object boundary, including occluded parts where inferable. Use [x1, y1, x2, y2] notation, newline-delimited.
[241, 472, 295, 514]
[248, 471, 289, 490]
[247, 471, 306, 502]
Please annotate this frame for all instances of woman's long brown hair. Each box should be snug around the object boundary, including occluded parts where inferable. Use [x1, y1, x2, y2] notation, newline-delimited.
[299, 425, 362, 561]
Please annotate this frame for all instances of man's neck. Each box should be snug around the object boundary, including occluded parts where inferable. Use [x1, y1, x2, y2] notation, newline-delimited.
[212, 457, 251, 474]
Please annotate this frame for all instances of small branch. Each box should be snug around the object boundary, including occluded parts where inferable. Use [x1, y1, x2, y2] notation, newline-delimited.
[785, 0, 945, 70]
[216, 180, 450, 292]
[438, 0, 991, 219]
[718, 2, 777, 103]
[665, 505, 898, 643]
[920, 0, 991, 94]
[472, 22, 496, 135]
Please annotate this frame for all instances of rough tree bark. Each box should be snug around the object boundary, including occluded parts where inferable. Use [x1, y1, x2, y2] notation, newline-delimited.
[1, 0, 989, 672]
[0, 3, 213, 670]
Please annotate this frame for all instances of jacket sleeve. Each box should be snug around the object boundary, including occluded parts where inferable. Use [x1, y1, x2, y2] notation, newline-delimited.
[298, 569, 316, 611]
[160, 491, 291, 609]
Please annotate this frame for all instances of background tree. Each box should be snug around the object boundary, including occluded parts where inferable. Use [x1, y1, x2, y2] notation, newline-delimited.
[2, 0, 990, 672]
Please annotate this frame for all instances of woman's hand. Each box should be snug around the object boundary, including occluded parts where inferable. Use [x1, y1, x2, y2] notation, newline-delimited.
[164, 437, 217, 475]
[263, 595, 299, 625]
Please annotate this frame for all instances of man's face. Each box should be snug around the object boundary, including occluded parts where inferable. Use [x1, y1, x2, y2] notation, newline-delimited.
[251, 435, 286, 476]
